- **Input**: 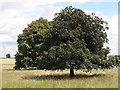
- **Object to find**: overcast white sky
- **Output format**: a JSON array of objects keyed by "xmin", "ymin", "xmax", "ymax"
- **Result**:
[{"xmin": 0, "ymin": 0, "xmax": 119, "ymax": 57}]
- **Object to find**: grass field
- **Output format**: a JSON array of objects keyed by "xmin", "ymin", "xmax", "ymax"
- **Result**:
[{"xmin": 1, "ymin": 58, "xmax": 119, "ymax": 88}]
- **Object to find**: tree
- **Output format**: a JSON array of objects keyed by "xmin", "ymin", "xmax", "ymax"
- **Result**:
[
  {"xmin": 38, "ymin": 6, "xmax": 119, "ymax": 76},
  {"xmin": 6, "ymin": 54, "xmax": 11, "ymax": 58},
  {"xmin": 15, "ymin": 6, "xmax": 119, "ymax": 77},
  {"xmin": 14, "ymin": 18, "xmax": 52, "ymax": 69}
]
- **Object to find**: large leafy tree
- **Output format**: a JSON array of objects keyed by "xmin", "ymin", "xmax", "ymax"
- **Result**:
[
  {"xmin": 15, "ymin": 18, "xmax": 51, "ymax": 69},
  {"xmin": 15, "ymin": 6, "xmax": 119, "ymax": 77},
  {"xmin": 37, "ymin": 6, "xmax": 119, "ymax": 76}
]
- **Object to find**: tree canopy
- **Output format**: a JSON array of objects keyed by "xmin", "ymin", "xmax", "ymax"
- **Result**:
[
  {"xmin": 15, "ymin": 18, "xmax": 52, "ymax": 69},
  {"xmin": 6, "ymin": 54, "xmax": 11, "ymax": 58},
  {"xmin": 15, "ymin": 6, "xmax": 119, "ymax": 76}
]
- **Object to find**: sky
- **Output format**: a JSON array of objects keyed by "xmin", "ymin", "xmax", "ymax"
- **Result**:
[{"xmin": 0, "ymin": 0, "xmax": 119, "ymax": 58}]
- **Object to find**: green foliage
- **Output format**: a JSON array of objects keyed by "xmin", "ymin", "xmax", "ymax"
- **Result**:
[
  {"xmin": 6, "ymin": 54, "xmax": 11, "ymax": 58},
  {"xmin": 15, "ymin": 6, "xmax": 119, "ymax": 75},
  {"xmin": 15, "ymin": 18, "xmax": 51, "ymax": 69},
  {"xmin": 39, "ymin": 6, "xmax": 118, "ymax": 73}
]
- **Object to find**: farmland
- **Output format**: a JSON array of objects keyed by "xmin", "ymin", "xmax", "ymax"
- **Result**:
[{"xmin": 1, "ymin": 58, "xmax": 119, "ymax": 88}]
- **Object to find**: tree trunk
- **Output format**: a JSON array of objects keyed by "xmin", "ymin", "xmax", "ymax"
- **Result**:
[{"xmin": 70, "ymin": 67, "xmax": 74, "ymax": 77}]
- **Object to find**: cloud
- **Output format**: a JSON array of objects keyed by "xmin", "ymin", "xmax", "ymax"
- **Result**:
[
  {"xmin": 0, "ymin": 0, "xmax": 118, "ymax": 57},
  {"xmin": 0, "ymin": 0, "xmax": 89, "ymax": 11},
  {"xmin": 84, "ymin": 10, "xmax": 103, "ymax": 16},
  {"xmin": 0, "ymin": 42, "xmax": 17, "ymax": 58},
  {"xmin": 0, "ymin": 0, "xmax": 62, "ymax": 57},
  {"xmin": 105, "ymin": 15, "xmax": 118, "ymax": 55},
  {"xmin": 38, "ymin": 5, "xmax": 62, "ymax": 21},
  {"xmin": 94, "ymin": 14, "xmax": 118, "ymax": 55},
  {"xmin": 0, "ymin": 35, "xmax": 14, "ymax": 42}
]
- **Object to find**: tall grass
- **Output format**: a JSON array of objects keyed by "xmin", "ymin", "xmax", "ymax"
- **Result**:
[{"xmin": 2, "ymin": 59, "xmax": 119, "ymax": 88}]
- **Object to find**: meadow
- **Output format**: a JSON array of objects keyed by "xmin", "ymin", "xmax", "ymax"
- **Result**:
[{"xmin": 1, "ymin": 58, "xmax": 119, "ymax": 88}]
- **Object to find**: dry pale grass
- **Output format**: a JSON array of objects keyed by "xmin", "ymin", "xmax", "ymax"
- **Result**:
[
  {"xmin": 1, "ymin": 58, "xmax": 15, "ymax": 70},
  {"xmin": 1, "ymin": 58, "xmax": 119, "ymax": 88},
  {"xmin": 1, "ymin": 58, "xmax": 15, "ymax": 65},
  {"xmin": 1, "ymin": 58, "xmax": 118, "ymax": 78}
]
